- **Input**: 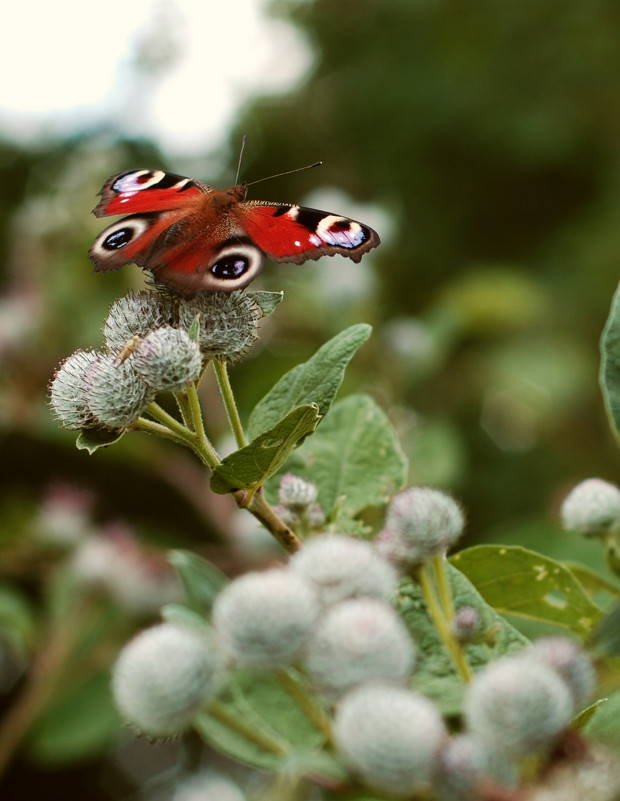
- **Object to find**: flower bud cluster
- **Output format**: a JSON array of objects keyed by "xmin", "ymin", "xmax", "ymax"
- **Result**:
[
  {"xmin": 275, "ymin": 473, "xmax": 325, "ymax": 533},
  {"xmin": 50, "ymin": 289, "xmax": 270, "ymax": 431},
  {"xmin": 377, "ymin": 486, "xmax": 465, "ymax": 567}
]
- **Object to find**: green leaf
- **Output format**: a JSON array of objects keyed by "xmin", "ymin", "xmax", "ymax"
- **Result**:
[
  {"xmin": 600, "ymin": 282, "xmax": 620, "ymax": 438},
  {"xmin": 0, "ymin": 582, "xmax": 37, "ymax": 651},
  {"xmin": 195, "ymin": 669, "xmax": 330, "ymax": 771},
  {"xmin": 211, "ymin": 404, "xmax": 320, "ymax": 495},
  {"xmin": 161, "ymin": 603, "xmax": 212, "ymax": 629},
  {"xmin": 168, "ymin": 549, "xmax": 228, "ymax": 614},
  {"xmin": 188, "ymin": 313, "xmax": 201, "ymax": 342},
  {"xmin": 398, "ymin": 565, "xmax": 528, "ymax": 715},
  {"xmin": 592, "ymin": 601, "xmax": 620, "ymax": 655},
  {"xmin": 248, "ymin": 323, "xmax": 371, "ymax": 440},
  {"xmin": 247, "ymin": 290, "xmax": 284, "ymax": 317},
  {"xmin": 76, "ymin": 427, "xmax": 124, "ymax": 453},
  {"xmin": 584, "ymin": 690, "xmax": 620, "ymax": 753},
  {"xmin": 267, "ymin": 394, "xmax": 407, "ymax": 519},
  {"xmin": 563, "ymin": 561, "xmax": 620, "ymax": 601},
  {"xmin": 573, "ymin": 698, "xmax": 608, "ymax": 730},
  {"xmin": 27, "ymin": 672, "xmax": 119, "ymax": 765},
  {"xmin": 451, "ymin": 545, "xmax": 604, "ymax": 637}
]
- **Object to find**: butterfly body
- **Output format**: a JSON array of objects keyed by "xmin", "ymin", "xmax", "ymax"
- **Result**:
[{"xmin": 89, "ymin": 169, "xmax": 380, "ymax": 296}]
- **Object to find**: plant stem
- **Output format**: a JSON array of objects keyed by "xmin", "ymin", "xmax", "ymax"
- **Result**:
[
  {"xmin": 213, "ymin": 360, "xmax": 247, "ymax": 448},
  {"xmin": 206, "ymin": 700, "xmax": 288, "ymax": 756},
  {"xmin": 417, "ymin": 563, "xmax": 471, "ymax": 683},
  {"xmin": 242, "ymin": 488, "xmax": 302, "ymax": 553},
  {"xmin": 278, "ymin": 668, "xmax": 333, "ymax": 742},
  {"xmin": 184, "ymin": 387, "xmax": 222, "ymax": 469},
  {"xmin": 174, "ymin": 390, "xmax": 194, "ymax": 430},
  {"xmin": 432, "ymin": 554, "xmax": 455, "ymax": 620}
]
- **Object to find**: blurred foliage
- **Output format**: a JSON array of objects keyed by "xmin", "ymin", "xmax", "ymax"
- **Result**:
[{"xmin": 2, "ymin": 0, "xmax": 620, "ymax": 796}]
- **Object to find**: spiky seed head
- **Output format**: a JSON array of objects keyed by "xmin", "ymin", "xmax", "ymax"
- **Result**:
[
  {"xmin": 85, "ymin": 353, "xmax": 154, "ymax": 429},
  {"xmin": 561, "ymin": 478, "xmax": 620, "ymax": 536},
  {"xmin": 212, "ymin": 568, "xmax": 319, "ymax": 668},
  {"xmin": 304, "ymin": 598, "xmax": 416, "ymax": 699},
  {"xmin": 178, "ymin": 292, "xmax": 261, "ymax": 363},
  {"xmin": 378, "ymin": 486, "xmax": 465, "ymax": 566},
  {"xmin": 111, "ymin": 622, "xmax": 224, "ymax": 737},
  {"xmin": 333, "ymin": 683, "xmax": 447, "ymax": 797},
  {"xmin": 104, "ymin": 290, "xmax": 179, "ymax": 353},
  {"xmin": 464, "ymin": 656, "xmax": 573, "ymax": 757},
  {"xmin": 49, "ymin": 349, "xmax": 101, "ymax": 429},
  {"xmin": 132, "ymin": 326, "xmax": 203, "ymax": 392},
  {"xmin": 290, "ymin": 534, "xmax": 398, "ymax": 606},
  {"xmin": 526, "ymin": 636, "xmax": 595, "ymax": 710}
]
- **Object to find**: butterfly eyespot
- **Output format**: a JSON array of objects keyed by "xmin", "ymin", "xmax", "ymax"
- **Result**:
[
  {"xmin": 207, "ymin": 243, "xmax": 264, "ymax": 289},
  {"xmin": 103, "ymin": 228, "xmax": 133, "ymax": 250}
]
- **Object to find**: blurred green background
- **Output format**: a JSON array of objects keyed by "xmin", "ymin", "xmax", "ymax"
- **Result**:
[{"xmin": 2, "ymin": 0, "xmax": 620, "ymax": 796}]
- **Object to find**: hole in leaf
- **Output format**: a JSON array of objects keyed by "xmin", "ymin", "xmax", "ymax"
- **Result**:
[{"xmin": 543, "ymin": 590, "xmax": 568, "ymax": 609}]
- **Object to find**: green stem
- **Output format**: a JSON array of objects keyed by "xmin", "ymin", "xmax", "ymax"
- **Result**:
[
  {"xmin": 278, "ymin": 668, "xmax": 333, "ymax": 742},
  {"xmin": 242, "ymin": 488, "xmax": 302, "ymax": 553},
  {"xmin": 132, "ymin": 416, "xmax": 196, "ymax": 448},
  {"xmin": 174, "ymin": 390, "xmax": 194, "ymax": 430},
  {"xmin": 417, "ymin": 563, "xmax": 471, "ymax": 683},
  {"xmin": 432, "ymin": 554, "xmax": 455, "ymax": 621},
  {"xmin": 213, "ymin": 360, "xmax": 247, "ymax": 448},
  {"xmin": 206, "ymin": 700, "xmax": 288, "ymax": 756},
  {"xmin": 185, "ymin": 385, "xmax": 221, "ymax": 468}
]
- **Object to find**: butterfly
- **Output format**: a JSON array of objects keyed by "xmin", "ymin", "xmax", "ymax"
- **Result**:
[{"xmin": 89, "ymin": 169, "xmax": 381, "ymax": 296}]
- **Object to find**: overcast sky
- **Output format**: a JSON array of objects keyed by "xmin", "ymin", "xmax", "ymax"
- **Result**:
[{"xmin": 1, "ymin": 0, "xmax": 312, "ymax": 157}]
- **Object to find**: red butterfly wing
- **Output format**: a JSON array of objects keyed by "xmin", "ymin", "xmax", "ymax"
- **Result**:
[
  {"xmin": 92, "ymin": 169, "xmax": 205, "ymax": 217},
  {"xmin": 238, "ymin": 202, "xmax": 380, "ymax": 264}
]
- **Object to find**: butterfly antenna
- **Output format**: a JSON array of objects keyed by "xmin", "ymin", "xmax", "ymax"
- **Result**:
[
  {"xmin": 245, "ymin": 161, "xmax": 323, "ymax": 188},
  {"xmin": 234, "ymin": 135, "xmax": 248, "ymax": 185}
]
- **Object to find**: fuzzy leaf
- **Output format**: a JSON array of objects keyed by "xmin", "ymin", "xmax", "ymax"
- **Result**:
[
  {"xmin": 600, "ymin": 281, "xmax": 620, "ymax": 438},
  {"xmin": 168, "ymin": 549, "xmax": 228, "ymax": 614},
  {"xmin": 398, "ymin": 565, "xmax": 528, "ymax": 715},
  {"xmin": 267, "ymin": 394, "xmax": 407, "ymax": 518},
  {"xmin": 211, "ymin": 404, "xmax": 320, "ymax": 495},
  {"xmin": 248, "ymin": 323, "xmax": 371, "ymax": 440},
  {"xmin": 452, "ymin": 545, "xmax": 604, "ymax": 637},
  {"xmin": 194, "ymin": 669, "xmax": 340, "ymax": 773},
  {"xmin": 76, "ymin": 427, "xmax": 124, "ymax": 453},
  {"xmin": 247, "ymin": 290, "xmax": 284, "ymax": 317}
]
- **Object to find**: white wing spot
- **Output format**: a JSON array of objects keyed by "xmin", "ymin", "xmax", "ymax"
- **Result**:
[{"xmin": 316, "ymin": 215, "xmax": 364, "ymax": 248}]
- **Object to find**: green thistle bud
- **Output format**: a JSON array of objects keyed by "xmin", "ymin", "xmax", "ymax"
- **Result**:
[
  {"xmin": 436, "ymin": 734, "xmax": 516, "ymax": 801},
  {"xmin": 132, "ymin": 326, "xmax": 203, "ymax": 392},
  {"xmin": 104, "ymin": 290, "xmax": 179, "ymax": 353},
  {"xmin": 86, "ymin": 354, "xmax": 154, "ymax": 429},
  {"xmin": 289, "ymin": 534, "xmax": 397, "ymax": 606},
  {"xmin": 334, "ymin": 684, "xmax": 447, "ymax": 797},
  {"xmin": 378, "ymin": 486, "xmax": 465, "ymax": 567},
  {"xmin": 304, "ymin": 598, "xmax": 416, "ymax": 699},
  {"xmin": 561, "ymin": 478, "xmax": 620, "ymax": 536},
  {"xmin": 112, "ymin": 622, "xmax": 224, "ymax": 737},
  {"xmin": 527, "ymin": 636, "xmax": 595, "ymax": 710},
  {"xmin": 178, "ymin": 292, "xmax": 261, "ymax": 363},
  {"xmin": 450, "ymin": 606, "xmax": 482, "ymax": 644},
  {"xmin": 464, "ymin": 656, "xmax": 573, "ymax": 757},
  {"xmin": 172, "ymin": 772, "xmax": 246, "ymax": 801},
  {"xmin": 278, "ymin": 473, "xmax": 319, "ymax": 509},
  {"xmin": 49, "ymin": 349, "xmax": 100, "ymax": 429},
  {"xmin": 212, "ymin": 568, "xmax": 319, "ymax": 668}
]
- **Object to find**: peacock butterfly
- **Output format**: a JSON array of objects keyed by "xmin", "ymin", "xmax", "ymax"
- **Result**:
[{"xmin": 89, "ymin": 169, "xmax": 380, "ymax": 296}]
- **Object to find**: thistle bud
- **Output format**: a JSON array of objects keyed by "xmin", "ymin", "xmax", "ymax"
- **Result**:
[
  {"xmin": 527, "ymin": 636, "xmax": 595, "ymax": 710},
  {"xmin": 86, "ymin": 354, "xmax": 154, "ymax": 429},
  {"xmin": 464, "ymin": 656, "xmax": 573, "ymax": 757},
  {"xmin": 304, "ymin": 598, "xmax": 416, "ymax": 699},
  {"xmin": 178, "ymin": 292, "xmax": 261, "ymax": 363},
  {"xmin": 132, "ymin": 326, "xmax": 203, "ymax": 392},
  {"xmin": 172, "ymin": 772, "xmax": 246, "ymax": 801},
  {"xmin": 112, "ymin": 622, "xmax": 223, "ymax": 737},
  {"xmin": 436, "ymin": 734, "xmax": 516, "ymax": 801},
  {"xmin": 278, "ymin": 473, "xmax": 318, "ymax": 509},
  {"xmin": 378, "ymin": 487, "xmax": 465, "ymax": 567},
  {"xmin": 333, "ymin": 684, "xmax": 447, "ymax": 797},
  {"xmin": 561, "ymin": 478, "xmax": 620, "ymax": 536},
  {"xmin": 103, "ymin": 290, "xmax": 178, "ymax": 353},
  {"xmin": 212, "ymin": 568, "xmax": 319, "ymax": 668},
  {"xmin": 49, "ymin": 349, "xmax": 100, "ymax": 429},
  {"xmin": 450, "ymin": 606, "xmax": 482, "ymax": 644},
  {"xmin": 289, "ymin": 534, "xmax": 397, "ymax": 606}
]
